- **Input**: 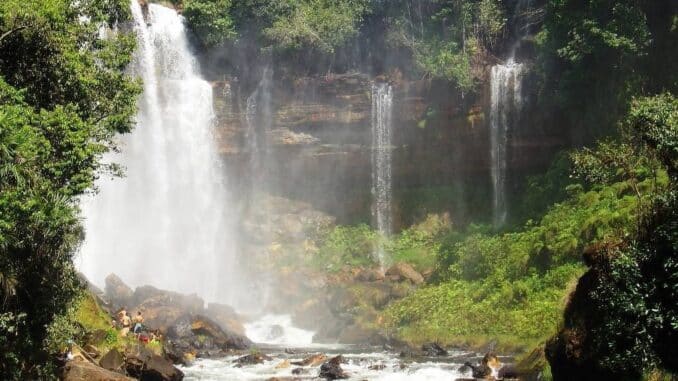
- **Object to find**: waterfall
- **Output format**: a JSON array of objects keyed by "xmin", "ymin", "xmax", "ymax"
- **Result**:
[
  {"xmin": 79, "ymin": 1, "xmax": 240, "ymax": 304},
  {"xmin": 489, "ymin": 58, "xmax": 523, "ymax": 227},
  {"xmin": 245, "ymin": 66, "xmax": 273, "ymax": 178},
  {"xmin": 371, "ymin": 83, "xmax": 393, "ymax": 266}
]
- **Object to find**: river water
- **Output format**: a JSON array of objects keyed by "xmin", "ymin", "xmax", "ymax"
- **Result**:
[{"xmin": 180, "ymin": 314, "xmax": 489, "ymax": 380}]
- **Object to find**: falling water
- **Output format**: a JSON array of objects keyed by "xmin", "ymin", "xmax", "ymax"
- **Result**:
[
  {"xmin": 371, "ymin": 83, "xmax": 393, "ymax": 266},
  {"xmin": 489, "ymin": 59, "xmax": 523, "ymax": 227},
  {"xmin": 79, "ymin": 1, "xmax": 239, "ymax": 304},
  {"xmin": 245, "ymin": 66, "xmax": 273, "ymax": 177}
]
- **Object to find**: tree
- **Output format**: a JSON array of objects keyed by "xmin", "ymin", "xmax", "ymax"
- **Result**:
[{"xmin": 0, "ymin": 0, "xmax": 140, "ymax": 377}]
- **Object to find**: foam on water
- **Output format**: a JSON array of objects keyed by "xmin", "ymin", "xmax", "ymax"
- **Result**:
[
  {"xmin": 181, "ymin": 351, "xmax": 471, "ymax": 380},
  {"xmin": 244, "ymin": 314, "xmax": 315, "ymax": 347}
]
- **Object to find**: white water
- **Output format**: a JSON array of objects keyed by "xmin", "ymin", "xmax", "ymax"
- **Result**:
[
  {"xmin": 489, "ymin": 58, "xmax": 523, "ymax": 227},
  {"xmin": 244, "ymin": 314, "xmax": 315, "ymax": 347},
  {"xmin": 181, "ymin": 350, "xmax": 471, "ymax": 380},
  {"xmin": 245, "ymin": 66, "xmax": 273, "ymax": 174},
  {"xmin": 79, "ymin": 2, "xmax": 239, "ymax": 304},
  {"xmin": 371, "ymin": 83, "xmax": 393, "ymax": 266}
]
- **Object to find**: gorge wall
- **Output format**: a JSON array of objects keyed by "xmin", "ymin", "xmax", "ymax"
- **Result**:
[{"xmin": 207, "ymin": 62, "xmax": 567, "ymax": 231}]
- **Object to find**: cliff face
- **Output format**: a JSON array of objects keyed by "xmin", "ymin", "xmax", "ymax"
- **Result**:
[{"xmin": 210, "ymin": 67, "xmax": 567, "ymax": 228}]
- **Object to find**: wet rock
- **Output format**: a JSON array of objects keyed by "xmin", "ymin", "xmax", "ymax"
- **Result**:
[
  {"xmin": 235, "ymin": 353, "xmax": 272, "ymax": 365},
  {"xmin": 498, "ymin": 364, "xmax": 520, "ymax": 379},
  {"xmin": 291, "ymin": 353, "xmax": 327, "ymax": 367},
  {"xmin": 319, "ymin": 355, "xmax": 349, "ymax": 379},
  {"xmin": 385, "ymin": 263, "xmax": 424, "ymax": 285},
  {"xmin": 62, "ymin": 360, "xmax": 135, "ymax": 381},
  {"xmin": 421, "ymin": 342, "xmax": 448, "ymax": 357},
  {"xmin": 463, "ymin": 353, "xmax": 500, "ymax": 379},
  {"xmin": 104, "ymin": 274, "xmax": 133, "ymax": 308},
  {"xmin": 368, "ymin": 364, "xmax": 386, "ymax": 371},
  {"xmin": 205, "ymin": 303, "xmax": 246, "ymax": 336},
  {"xmin": 292, "ymin": 367, "xmax": 309, "ymax": 375},
  {"xmin": 167, "ymin": 314, "xmax": 252, "ymax": 352},
  {"xmin": 133, "ymin": 286, "xmax": 204, "ymax": 313},
  {"xmin": 275, "ymin": 359, "xmax": 291, "ymax": 369},
  {"xmin": 99, "ymin": 349, "xmax": 125, "ymax": 373},
  {"xmin": 125, "ymin": 347, "xmax": 184, "ymax": 381}
]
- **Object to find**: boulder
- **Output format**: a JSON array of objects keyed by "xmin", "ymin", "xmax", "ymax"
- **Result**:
[
  {"xmin": 319, "ymin": 355, "xmax": 348, "ymax": 379},
  {"xmin": 125, "ymin": 347, "xmax": 184, "ymax": 381},
  {"xmin": 62, "ymin": 360, "xmax": 135, "ymax": 381},
  {"xmin": 99, "ymin": 349, "xmax": 125, "ymax": 373},
  {"xmin": 235, "ymin": 353, "xmax": 272, "ymax": 365},
  {"xmin": 83, "ymin": 344, "xmax": 101, "ymax": 359},
  {"xmin": 354, "ymin": 268, "xmax": 385, "ymax": 282},
  {"xmin": 291, "ymin": 353, "xmax": 327, "ymax": 367},
  {"xmin": 166, "ymin": 314, "xmax": 251, "ymax": 351},
  {"xmin": 385, "ymin": 263, "xmax": 424, "ymax": 285},
  {"xmin": 133, "ymin": 286, "xmax": 204, "ymax": 313},
  {"xmin": 421, "ymin": 342, "xmax": 448, "ymax": 357},
  {"xmin": 205, "ymin": 303, "xmax": 246, "ymax": 336},
  {"xmin": 104, "ymin": 274, "xmax": 133, "ymax": 308},
  {"xmin": 498, "ymin": 364, "xmax": 520, "ymax": 379}
]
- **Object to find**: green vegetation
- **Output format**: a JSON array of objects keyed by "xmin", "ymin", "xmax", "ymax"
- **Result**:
[
  {"xmin": 183, "ymin": 0, "xmax": 236, "ymax": 47},
  {"xmin": 0, "ymin": 0, "xmax": 139, "ymax": 378},
  {"xmin": 546, "ymin": 94, "xmax": 678, "ymax": 378},
  {"xmin": 383, "ymin": 161, "xmax": 662, "ymax": 347}
]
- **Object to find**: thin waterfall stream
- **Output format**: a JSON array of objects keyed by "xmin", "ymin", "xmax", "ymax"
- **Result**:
[
  {"xmin": 489, "ymin": 59, "xmax": 523, "ymax": 227},
  {"xmin": 371, "ymin": 83, "xmax": 394, "ymax": 266}
]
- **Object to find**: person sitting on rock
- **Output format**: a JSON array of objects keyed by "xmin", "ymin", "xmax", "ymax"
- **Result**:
[{"xmin": 133, "ymin": 311, "xmax": 144, "ymax": 334}]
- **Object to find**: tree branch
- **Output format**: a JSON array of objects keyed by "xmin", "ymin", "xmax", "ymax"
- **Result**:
[{"xmin": 0, "ymin": 26, "xmax": 28, "ymax": 44}]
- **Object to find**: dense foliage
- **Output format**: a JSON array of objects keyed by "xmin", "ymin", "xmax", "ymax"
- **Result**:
[
  {"xmin": 179, "ymin": 0, "xmax": 510, "ymax": 88},
  {"xmin": 547, "ymin": 94, "xmax": 678, "ymax": 379},
  {"xmin": 0, "ymin": 0, "xmax": 139, "ymax": 378}
]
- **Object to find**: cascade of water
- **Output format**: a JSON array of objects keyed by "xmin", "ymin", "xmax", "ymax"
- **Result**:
[
  {"xmin": 79, "ymin": 1, "xmax": 239, "ymax": 304},
  {"xmin": 371, "ymin": 83, "xmax": 393, "ymax": 266},
  {"xmin": 489, "ymin": 59, "xmax": 523, "ymax": 227}
]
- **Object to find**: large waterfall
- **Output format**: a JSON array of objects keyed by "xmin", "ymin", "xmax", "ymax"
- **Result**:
[
  {"xmin": 489, "ymin": 58, "xmax": 523, "ymax": 227},
  {"xmin": 79, "ymin": 2, "xmax": 239, "ymax": 304},
  {"xmin": 371, "ymin": 83, "xmax": 393, "ymax": 266}
]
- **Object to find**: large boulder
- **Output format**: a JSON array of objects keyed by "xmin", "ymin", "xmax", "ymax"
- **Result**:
[
  {"xmin": 125, "ymin": 347, "xmax": 184, "ymax": 381},
  {"xmin": 385, "ymin": 263, "xmax": 424, "ymax": 285},
  {"xmin": 319, "ymin": 355, "xmax": 348, "ymax": 379},
  {"xmin": 205, "ymin": 303, "xmax": 246, "ymax": 336},
  {"xmin": 166, "ymin": 314, "xmax": 252, "ymax": 352},
  {"xmin": 132, "ymin": 286, "xmax": 204, "ymax": 312},
  {"xmin": 62, "ymin": 360, "xmax": 135, "ymax": 381},
  {"xmin": 104, "ymin": 274, "xmax": 134, "ymax": 308},
  {"xmin": 99, "ymin": 349, "xmax": 125, "ymax": 373}
]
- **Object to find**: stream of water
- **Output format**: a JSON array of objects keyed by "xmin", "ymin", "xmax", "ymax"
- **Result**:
[{"xmin": 371, "ymin": 83, "xmax": 394, "ymax": 266}]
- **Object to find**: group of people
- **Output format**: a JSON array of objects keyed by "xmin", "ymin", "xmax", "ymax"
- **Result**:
[{"xmin": 116, "ymin": 308, "xmax": 144, "ymax": 337}]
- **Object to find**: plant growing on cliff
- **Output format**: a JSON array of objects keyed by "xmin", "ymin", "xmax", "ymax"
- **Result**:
[{"xmin": 183, "ymin": 0, "xmax": 236, "ymax": 47}]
